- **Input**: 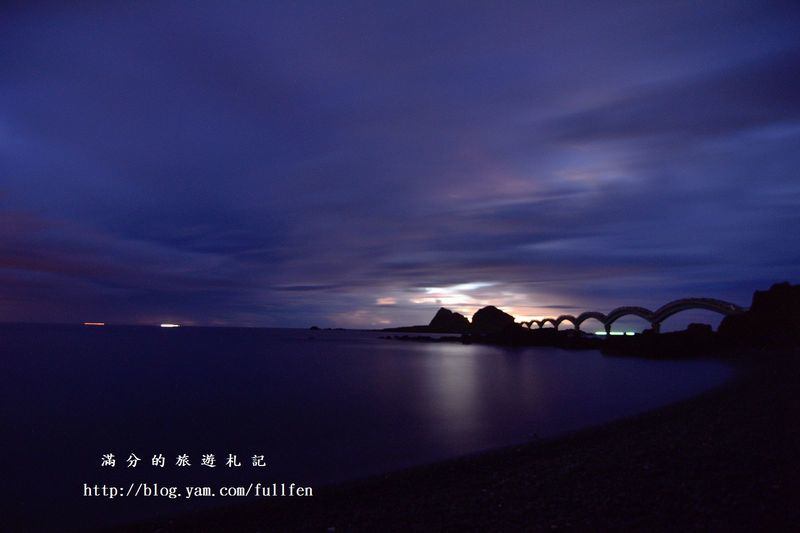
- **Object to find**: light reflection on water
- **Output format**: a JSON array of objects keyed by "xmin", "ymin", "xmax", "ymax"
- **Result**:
[{"xmin": 422, "ymin": 344, "xmax": 484, "ymax": 448}]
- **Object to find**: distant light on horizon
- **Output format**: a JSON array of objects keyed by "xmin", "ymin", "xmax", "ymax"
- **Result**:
[
  {"xmin": 83, "ymin": 322, "xmax": 105, "ymax": 326},
  {"xmin": 160, "ymin": 323, "xmax": 180, "ymax": 328},
  {"xmin": 595, "ymin": 331, "xmax": 636, "ymax": 336}
]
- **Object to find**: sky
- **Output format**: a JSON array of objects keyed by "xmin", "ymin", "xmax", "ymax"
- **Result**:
[{"xmin": 1, "ymin": 1, "xmax": 799, "ymax": 329}]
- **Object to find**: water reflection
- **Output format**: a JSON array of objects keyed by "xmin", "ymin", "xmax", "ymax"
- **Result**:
[
  {"xmin": 1, "ymin": 325, "xmax": 731, "ymax": 531},
  {"xmin": 420, "ymin": 344, "xmax": 484, "ymax": 450}
]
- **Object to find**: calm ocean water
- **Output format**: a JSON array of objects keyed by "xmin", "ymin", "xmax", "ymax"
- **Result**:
[{"xmin": 1, "ymin": 324, "xmax": 731, "ymax": 531}]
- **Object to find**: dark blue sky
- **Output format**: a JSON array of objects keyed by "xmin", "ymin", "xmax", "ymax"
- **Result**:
[{"xmin": 2, "ymin": 1, "xmax": 799, "ymax": 328}]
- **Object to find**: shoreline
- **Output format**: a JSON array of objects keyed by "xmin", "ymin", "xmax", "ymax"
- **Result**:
[{"xmin": 110, "ymin": 349, "xmax": 800, "ymax": 532}]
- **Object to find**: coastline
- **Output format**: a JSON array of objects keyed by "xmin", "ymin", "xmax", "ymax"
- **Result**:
[{"xmin": 110, "ymin": 349, "xmax": 800, "ymax": 532}]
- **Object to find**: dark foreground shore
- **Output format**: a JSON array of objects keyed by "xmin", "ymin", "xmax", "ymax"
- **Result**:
[{"xmin": 112, "ymin": 349, "xmax": 800, "ymax": 532}]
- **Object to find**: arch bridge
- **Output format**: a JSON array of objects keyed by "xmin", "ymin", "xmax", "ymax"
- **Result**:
[{"xmin": 520, "ymin": 298, "xmax": 745, "ymax": 334}]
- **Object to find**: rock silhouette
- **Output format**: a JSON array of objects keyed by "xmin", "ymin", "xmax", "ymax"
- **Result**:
[
  {"xmin": 429, "ymin": 307, "xmax": 471, "ymax": 333},
  {"xmin": 385, "ymin": 305, "xmax": 518, "ymax": 334},
  {"xmin": 471, "ymin": 305, "xmax": 517, "ymax": 334},
  {"xmin": 719, "ymin": 281, "xmax": 800, "ymax": 348}
]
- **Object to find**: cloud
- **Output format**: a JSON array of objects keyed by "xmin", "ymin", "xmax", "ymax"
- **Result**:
[
  {"xmin": 1, "ymin": 2, "xmax": 799, "ymax": 327},
  {"xmin": 546, "ymin": 50, "xmax": 800, "ymax": 143}
]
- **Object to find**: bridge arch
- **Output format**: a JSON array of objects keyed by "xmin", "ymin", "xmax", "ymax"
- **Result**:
[
  {"xmin": 651, "ymin": 298, "xmax": 745, "ymax": 325},
  {"xmin": 555, "ymin": 315, "xmax": 577, "ymax": 330},
  {"xmin": 540, "ymin": 318, "xmax": 557, "ymax": 328},
  {"xmin": 575, "ymin": 311, "xmax": 607, "ymax": 330},
  {"xmin": 604, "ymin": 306, "xmax": 654, "ymax": 332},
  {"xmin": 519, "ymin": 298, "xmax": 746, "ymax": 335},
  {"xmin": 521, "ymin": 320, "xmax": 543, "ymax": 329},
  {"xmin": 574, "ymin": 312, "xmax": 606, "ymax": 334}
]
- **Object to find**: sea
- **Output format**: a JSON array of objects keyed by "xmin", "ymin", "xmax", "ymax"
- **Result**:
[{"xmin": 0, "ymin": 324, "xmax": 731, "ymax": 531}]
